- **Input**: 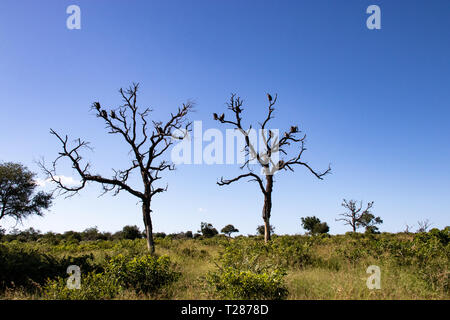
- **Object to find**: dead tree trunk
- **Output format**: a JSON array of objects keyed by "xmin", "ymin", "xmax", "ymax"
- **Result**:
[
  {"xmin": 142, "ymin": 200, "xmax": 155, "ymax": 253},
  {"xmin": 262, "ymin": 174, "xmax": 273, "ymax": 243}
]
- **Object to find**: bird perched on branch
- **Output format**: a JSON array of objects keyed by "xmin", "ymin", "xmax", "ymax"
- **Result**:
[
  {"xmin": 93, "ymin": 102, "xmax": 101, "ymax": 111},
  {"xmin": 219, "ymin": 113, "xmax": 225, "ymax": 122},
  {"xmin": 110, "ymin": 110, "xmax": 116, "ymax": 119},
  {"xmin": 101, "ymin": 110, "xmax": 107, "ymax": 118},
  {"xmin": 156, "ymin": 127, "xmax": 164, "ymax": 135},
  {"xmin": 213, "ymin": 113, "xmax": 218, "ymax": 120},
  {"xmin": 290, "ymin": 126, "xmax": 298, "ymax": 133},
  {"xmin": 267, "ymin": 93, "xmax": 273, "ymax": 102}
]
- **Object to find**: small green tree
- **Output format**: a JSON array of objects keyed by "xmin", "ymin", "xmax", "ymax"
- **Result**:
[
  {"xmin": 121, "ymin": 225, "xmax": 142, "ymax": 240},
  {"xmin": 199, "ymin": 222, "xmax": 218, "ymax": 238},
  {"xmin": 301, "ymin": 216, "xmax": 329, "ymax": 235},
  {"xmin": 359, "ymin": 213, "xmax": 383, "ymax": 234},
  {"xmin": 0, "ymin": 162, "xmax": 52, "ymax": 225},
  {"xmin": 256, "ymin": 224, "xmax": 275, "ymax": 236},
  {"xmin": 221, "ymin": 224, "xmax": 239, "ymax": 237},
  {"xmin": 63, "ymin": 230, "xmax": 82, "ymax": 242},
  {"xmin": 337, "ymin": 199, "xmax": 382, "ymax": 233},
  {"xmin": 81, "ymin": 227, "xmax": 106, "ymax": 241}
]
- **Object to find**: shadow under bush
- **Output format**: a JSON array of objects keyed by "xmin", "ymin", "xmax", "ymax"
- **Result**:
[{"xmin": 0, "ymin": 244, "xmax": 98, "ymax": 292}]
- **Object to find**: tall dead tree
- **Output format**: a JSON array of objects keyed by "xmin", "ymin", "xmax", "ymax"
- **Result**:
[
  {"xmin": 213, "ymin": 94, "xmax": 331, "ymax": 243},
  {"xmin": 40, "ymin": 83, "xmax": 192, "ymax": 253}
]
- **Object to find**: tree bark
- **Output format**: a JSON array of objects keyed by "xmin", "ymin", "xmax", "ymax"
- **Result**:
[
  {"xmin": 142, "ymin": 200, "xmax": 155, "ymax": 254},
  {"xmin": 262, "ymin": 174, "xmax": 273, "ymax": 243}
]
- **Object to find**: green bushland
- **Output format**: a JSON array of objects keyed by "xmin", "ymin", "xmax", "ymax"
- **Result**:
[
  {"xmin": 43, "ymin": 271, "xmax": 121, "ymax": 300},
  {"xmin": 106, "ymin": 254, "xmax": 180, "ymax": 294},
  {"xmin": 206, "ymin": 240, "xmax": 289, "ymax": 299},
  {"xmin": 0, "ymin": 243, "xmax": 99, "ymax": 292},
  {"xmin": 43, "ymin": 254, "xmax": 179, "ymax": 299},
  {"xmin": 0, "ymin": 227, "xmax": 448, "ymax": 299}
]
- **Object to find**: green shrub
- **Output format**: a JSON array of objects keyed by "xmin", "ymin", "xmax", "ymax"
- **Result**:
[
  {"xmin": 120, "ymin": 225, "xmax": 142, "ymax": 240},
  {"xmin": 43, "ymin": 254, "xmax": 180, "ymax": 299},
  {"xmin": 106, "ymin": 254, "xmax": 180, "ymax": 294},
  {"xmin": 43, "ymin": 271, "xmax": 121, "ymax": 300},
  {"xmin": 207, "ymin": 267, "xmax": 288, "ymax": 299},
  {"xmin": 208, "ymin": 240, "xmax": 289, "ymax": 299},
  {"xmin": 270, "ymin": 237, "xmax": 313, "ymax": 268},
  {"xmin": 0, "ymin": 244, "xmax": 98, "ymax": 291}
]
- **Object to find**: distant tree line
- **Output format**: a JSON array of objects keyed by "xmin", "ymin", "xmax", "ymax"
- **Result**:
[
  {"xmin": 0, "ymin": 161, "xmax": 438, "ymax": 243},
  {"xmin": 0, "ymin": 226, "xmax": 142, "ymax": 243}
]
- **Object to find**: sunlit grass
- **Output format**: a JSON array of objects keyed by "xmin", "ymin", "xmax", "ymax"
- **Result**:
[{"xmin": 1, "ymin": 231, "xmax": 448, "ymax": 300}]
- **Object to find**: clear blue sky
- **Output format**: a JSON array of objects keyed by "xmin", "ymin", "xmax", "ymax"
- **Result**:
[{"xmin": 1, "ymin": 0, "xmax": 449, "ymax": 235}]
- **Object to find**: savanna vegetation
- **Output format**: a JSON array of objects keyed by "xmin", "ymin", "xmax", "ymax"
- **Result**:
[
  {"xmin": 1, "ymin": 88, "xmax": 447, "ymax": 301},
  {"xmin": 0, "ymin": 226, "xmax": 448, "ymax": 300}
]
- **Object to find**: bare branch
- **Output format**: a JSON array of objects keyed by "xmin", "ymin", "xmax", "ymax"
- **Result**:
[
  {"xmin": 41, "ymin": 84, "xmax": 193, "ymax": 203},
  {"xmin": 217, "ymin": 172, "xmax": 266, "ymax": 195}
]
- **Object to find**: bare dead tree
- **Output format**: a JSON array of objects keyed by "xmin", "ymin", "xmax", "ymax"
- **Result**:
[
  {"xmin": 404, "ymin": 223, "xmax": 414, "ymax": 234},
  {"xmin": 39, "ymin": 83, "xmax": 192, "ymax": 253},
  {"xmin": 417, "ymin": 219, "xmax": 432, "ymax": 233},
  {"xmin": 213, "ymin": 93, "xmax": 331, "ymax": 243},
  {"xmin": 337, "ymin": 199, "xmax": 375, "ymax": 232}
]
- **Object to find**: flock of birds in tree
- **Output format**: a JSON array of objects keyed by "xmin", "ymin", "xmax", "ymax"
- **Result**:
[
  {"xmin": 92, "ymin": 101, "xmax": 166, "ymax": 136},
  {"xmin": 92, "ymin": 93, "xmax": 297, "ymax": 140}
]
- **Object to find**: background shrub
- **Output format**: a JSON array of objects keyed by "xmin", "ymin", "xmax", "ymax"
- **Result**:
[
  {"xmin": 208, "ymin": 267, "xmax": 288, "ymax": 299},
  {"xmin": 208, "ymin": 240, "xmax": 289, "ymax": 299},
  {"xmin": 106, "ymin": 254, "xmax": 180, "ymax": 294},
  {"xmin": 43, "ymin": 271, "xmax": 121, "ymax": 300},
  {"xmin": 0, "ymin": 244, "xmax": 99, "ymax": 291}
]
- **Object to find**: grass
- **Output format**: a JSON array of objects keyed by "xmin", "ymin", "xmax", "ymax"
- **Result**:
[{"xmin": 0, "ymin": 230, "xmax": 448, "ymax": 300}]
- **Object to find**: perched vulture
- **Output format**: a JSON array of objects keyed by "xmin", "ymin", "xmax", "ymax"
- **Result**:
[
  {"xmin": 290, "ymin": 126, "xmax": 298, "ymax": 133},
  {"xmin": 101, "ymin": 110, "xmax": 107, "ymax": 118},
  {"xmin": 213, "ymin": 113, "xmax": 218, "ymax": 120},
  {"xmin": 284, "ymin": 132, "xmax": 289, "ymax": 138},
  {"xmin": 267, "ymin": 93, "xmax": 273, "ymax": 102},
  {"xmin": 219, "ymin": 113, "xmax": 225, "ymax": 122},
  {"xmin": 235, "ymin": 106, "xmax": 241, "ymax": 113},
  {"xmin": 110, "ymin": 110, "xmax": 116, "ymax": 119},
  {"xmin": 156, "ymin": 127, "xmax": 164, "ymax": 135},
  {"xmin": 93, "ymin": 102, "xmax": 101, "ymax": 111}
]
